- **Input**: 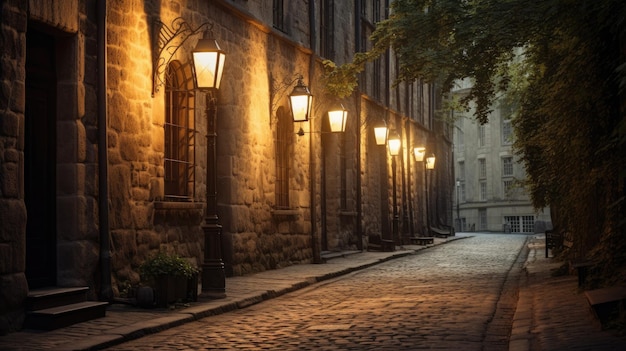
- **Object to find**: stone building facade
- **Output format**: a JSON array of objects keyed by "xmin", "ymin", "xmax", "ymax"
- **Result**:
[
  {"xmin": 0, "ymin": 0, "xmax": 453, "ymax": 333},
  {"xmin": 452, "ymin": 80, "xmax": 551, "ymax": 233}
]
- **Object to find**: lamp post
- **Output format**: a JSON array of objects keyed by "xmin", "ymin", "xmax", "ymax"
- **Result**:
[
  {"xmin": 288, "ymin": 77, "xmax": 321, "ymax": 262},
  {"xmin": 413, "ymin": 147, "xmax": 425, "ymax": 235},
  {"xmin": 425, "ymin": 153, "xmax": 436, "ymax": 236},
  {"xmin": 373, "ymin": 119, "xmax": 391, "ymax": 246},
  {"xmin": 192, "ymin": 31, "xmax": 227, "ymax": 298},
  {"xmin": 388, "ymin": 131, "xmax": 401, "ymax": 246},
  {"xmin": 456, "ymin": 179, "xmax": 461, "ymax": 232},
  {"xmin": 321, "ymin": 104, "xmax": 347, "ymax": 251}
]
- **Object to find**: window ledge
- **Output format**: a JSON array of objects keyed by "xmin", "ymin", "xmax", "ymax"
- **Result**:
[
  {"xmin": 339, "ymin": 210, "xmax": 357, "ymax": 217},
  {"xmin": 154, "ymin": 201, "xmax": 203, "ymax": 210},
  {"xmin": 271, "ymin": 209, "xmax": 299, "ymax": 217}
]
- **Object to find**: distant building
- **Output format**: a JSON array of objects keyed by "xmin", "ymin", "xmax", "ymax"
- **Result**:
[{"xmin": 452, "ymin": 80, "xmax": 551, "ymax": 233}]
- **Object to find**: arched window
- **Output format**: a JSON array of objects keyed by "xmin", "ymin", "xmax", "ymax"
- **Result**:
[
  {"xmin": 164, "ymin": 60, "xmax": 196, "ymax": 200},
  {"xmin": 275, "ymin": 107, "xmax": 292, "ymax": 209}
]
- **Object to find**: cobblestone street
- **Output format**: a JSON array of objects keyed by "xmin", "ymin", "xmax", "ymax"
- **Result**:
[{"xmin": 106, "ymin": 234, "xmax": 527, "ymax": 350}]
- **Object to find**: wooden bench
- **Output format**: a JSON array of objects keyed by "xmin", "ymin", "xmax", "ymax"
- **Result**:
[
  {"xmin": 545, "ymin": 230, "xmax": 563, "ymax": 257},
  {"xmin": 409, "ymin": 237, "xmax": 434, "ymax": 245},
  {"xmin": 367, "ymin": 236, "xmax": 395, "ymax": 252},
  {"xmin": 584, "ymin": 286, "xmax": 626, "ymax": 328},
  {"xmin": 430, "ymin": 227, "xmax": 451, "ymax": 238}
]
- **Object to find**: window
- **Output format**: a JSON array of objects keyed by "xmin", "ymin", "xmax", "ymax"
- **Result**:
[
  {"xmin": 275, "ymin": 107, "xmax": 292, "ymax": 209},
  {"xmin": 370, "ymin": 57, "xmax": 380, "ymax": 100},
  {"xmin": 503, "ymin": 179, "xmax": 514, "ymax": 198},
  {"xmin": 478, "ymin": 158, "xmax": 486, "ymax": 179},
  {"xmin": 504, "ymin": 216, "xmax": 519, "ymax": 232},
  {"xmin": 478, "ymin": 124, "xmax": 486, "ymax": 147},
  {"xmin": 373, "ymin": 0, "xmax": 381, "ymax": 21},
  {"xmin": 479, "ymin": 209, "xmax": 487, "ymax": 230},
  {"xmin": 480, "ymin": 181, "xmax": 487, "ymax": 201},
  {"xmin": 273, "ymin": 0, "xmax": 285, "ymax": 32},
  {"xmin": 460, "ymin": 183, "xmax": 466, "ymax": 202},
  {"xmin": 340, "ymin": 136, "xmax": 348, "ymax": 210},
  {"xmin": 522, "ymin": 215, "xmax": 535, "ymax": 233},
  {"xmin": 502, "ymin": 156, "xmax": 513, "ymax": 176},
  {"xmin": 457, "ymin": 129, "xmax": 464, "ymax": 149},
  {"xmin": 502, "ymin": 119, "xmax": 512, "ymax": 145},
  {"xmin": 504, "ymin": 215, "xmax": 535, "ymax": 233},
  {"xmin": 164, "ymin": 61, "xmax": 196, "ymax": 200},
  {"xmin": 321, "ymin": 0, "xmax": 335, "ymax": 59},
  {"xmin": 458, "ymin": 161, "xmax": 465, "ymax": 180}
]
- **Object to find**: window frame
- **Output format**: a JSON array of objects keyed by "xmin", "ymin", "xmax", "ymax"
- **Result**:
[
  {"xmin": 164, "ymin": 60, "xmax": 196, "ymax": 201},
  {"xmin": 478, "ymin": 158, "xmax": 487, "ymax": 179},
  {"xmin": 273, "ymin": 0, "xmax": 286, "ymax": 32},
  {"xmin": 275, "ymin": 107, "xmax": 292, "ymax": 209},
  {"xmin": 502, "ymin": 156, "xmax": 514, "ymax": 177}
]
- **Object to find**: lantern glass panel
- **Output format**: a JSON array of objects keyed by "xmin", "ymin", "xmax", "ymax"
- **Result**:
[
  {"xmin": 328, "ymin": 109, "xmax": 347, "ymax": 132},
  {"xmin": 413, "ymin": 147, "xmax": 425, "ymax": 162}
]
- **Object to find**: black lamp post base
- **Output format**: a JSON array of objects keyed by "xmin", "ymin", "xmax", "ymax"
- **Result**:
[
  {"xmin": 201, "ymin": 221, "xmax": 226, "ymax": 299},
  {"xmin": 201, "ymin": 260, "xmax": 226, "ymax": 299}
]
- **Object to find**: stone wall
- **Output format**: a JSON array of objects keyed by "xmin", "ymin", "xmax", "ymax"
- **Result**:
[
  {"xmin": 0, "ymin": 0, "xmax": 454, "ymax": 334},
  {"xmin": 211, "ymin": 2, "xmax": 317, "ymax": 275}
]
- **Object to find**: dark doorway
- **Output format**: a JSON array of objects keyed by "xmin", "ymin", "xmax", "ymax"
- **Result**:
[{"xmin": 25, "ymin": 29, "xmax": 57, "ymax": 288}]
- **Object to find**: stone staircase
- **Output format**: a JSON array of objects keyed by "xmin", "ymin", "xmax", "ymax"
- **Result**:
[{"xmin": 24, "ymin": 287, "xmax": 108, "ymax": 330}]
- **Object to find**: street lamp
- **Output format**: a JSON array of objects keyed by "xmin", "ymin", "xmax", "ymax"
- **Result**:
[
  {"xmin": 413, "ymin": 146, "xmax": 425, "ymax": 236},
  {"xmin": 288, "ymin": 76, "xmax": 313, "ymax": 122},
  {"xmin": 426, "ymin": 153, "xmax": 436, "ymax": 170},
  {"xmin": 191, "ymin": 32, "xmax": 226, "ymax": 90},
  {"xmin": 374, "ymin": 119, "xmax": 388, "ymax": 145},
  {"xmin": 328, "ymin": 104, "xmax": 348, "ymax": 133},
  {"xmin": 424, "ymin": 153, "xmax": 436, "ymax": 236},
  {"xmin": 456, "ymin": 179, "xmax": 461, "ymax": 232},
  {"xmin": 193, "ymin": 31, "xmax": 227, "ymax": 298},
  {"xmin": 388, "ymin": 131, "xmax": 401, "ymax": 247},
  {"xmin": 413, "ymin": 147, "xmax": 425, "ymax": 162}
]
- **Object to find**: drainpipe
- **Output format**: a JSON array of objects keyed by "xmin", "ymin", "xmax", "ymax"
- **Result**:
[
  {"xmin": 355, "ymin": 0, "xmax": 363, "ymax": 251},
  {"xmin": 97, "ymin": 0, "xmax": 112, "ymax": 301},
  {"xmin": 355, "ymin": 93, "xmax": 363, "ymax": 251},
  {"xmin": 308, "ymin": 0, "xmax": 321, "ymax": 263}
]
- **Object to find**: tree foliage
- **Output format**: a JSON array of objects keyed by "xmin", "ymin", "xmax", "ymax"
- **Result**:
[{"xmin": 326, "ymin": 0, "xmax": 626, "ymax": 285}]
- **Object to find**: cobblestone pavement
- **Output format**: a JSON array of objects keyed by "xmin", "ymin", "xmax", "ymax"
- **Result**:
[
  {"xmin": 104, "ymin": 234, "xmax": 528, "ymax": 350},
  {"xmin": 0, "ymin": 236, "xmax": 465, "ymax": 351},
  {"xmin": 4, "ymin": 233, "xmax": 626, "ymax": 350}
]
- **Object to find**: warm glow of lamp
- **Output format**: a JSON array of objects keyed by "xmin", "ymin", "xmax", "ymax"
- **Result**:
[
  {"xmin": 388, "ymin": 131, "xmax": 402, "ymax": 156},
  {"xmin": 328, "ymin": 104, "xmax": 348, "ymax": 132},
  {"xmin": 426, "ymin": 154, "xmax": 436, "ymax": 169},
  {"xmin": 288, "ymin": 77, "xmax": 313, "ymax": 122},
  {"xmin": 374, "ymin": 120, "xmax": 388, "ymax": 145},
  {"xmin": 413, "ymin": 147, "xmax": 426, "ymax": 162},
  {"xmin": 192, "ymin": 32, "xmax": 226, "ymax": 90}
]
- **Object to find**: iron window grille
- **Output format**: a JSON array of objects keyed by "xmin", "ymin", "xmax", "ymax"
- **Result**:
[
  {"xmin": 275, "ymin": 107, "xmax": 292, "ymax": 209},
  {"xmin": 164, "ymin": 60, "xmax": 196, "ymax": 200}
]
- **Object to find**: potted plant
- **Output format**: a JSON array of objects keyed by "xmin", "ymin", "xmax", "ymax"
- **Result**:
[{"xmin": 139, "ymin": 252, "xmax": 199, "ymax": 307}]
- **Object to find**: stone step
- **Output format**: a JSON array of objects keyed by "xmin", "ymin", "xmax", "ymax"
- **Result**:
[
  {"xmin": 24, "ymin": 301, "xmax": 108, "ymax": 330},
  {"xmin": 26, "ymin": 286, "xmax": 89, "ymax": 311},
  {"xmin": 584, "ymin": 286, "xmax": 626, "ymax": 328}
]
